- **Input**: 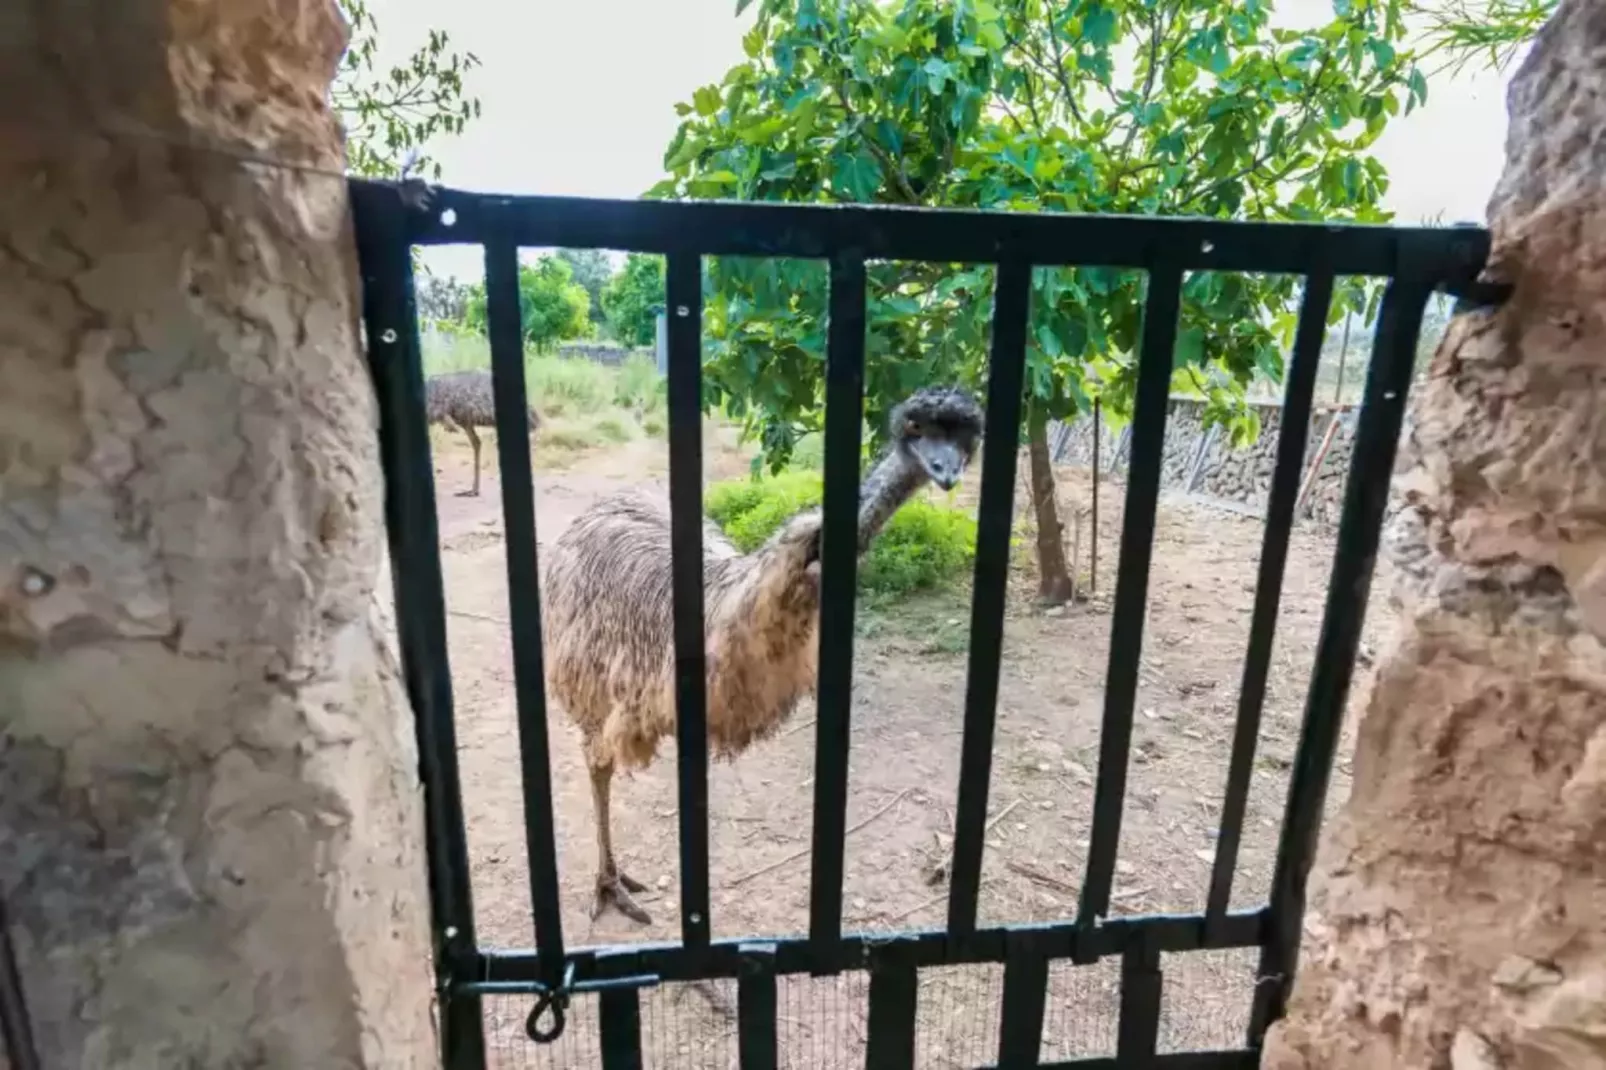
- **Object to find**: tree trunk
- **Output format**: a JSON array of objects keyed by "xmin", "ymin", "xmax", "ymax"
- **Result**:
[
  {"xmin": 1261, "ymin": 3, "xmax": 1606, "ymax": 1067},
  {"xmin": 0, "ymin": 3, "xmax": 436, "ymax": 1067},
  {"xmin": 1027, "ymin": 401, "xmax": 1078, "ymax": 605}
]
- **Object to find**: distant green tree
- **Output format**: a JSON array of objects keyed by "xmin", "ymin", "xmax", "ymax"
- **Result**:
[
  {"xmin": 465, "ymin": 256, "xmax": 592, "ymax": 351},
  {"xmin": 603, "ymin": 254, "xmax": 668, "ymax": 347},
  {"xmin": 332, "ymin": 0, "xmax": 482, "ymax": 178},
  {"xmin": 558, "ymin": 249, "xmax": 616, "ymax": 329}
]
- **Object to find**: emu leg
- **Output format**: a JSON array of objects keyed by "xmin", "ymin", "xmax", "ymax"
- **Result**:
[
  {"xmin": 459, "ymin": 423, "xmax": 482, "ymax": 497},
  {"xmin": 589, "ymin": 761, "xmax": 650, "ymax": 924}
]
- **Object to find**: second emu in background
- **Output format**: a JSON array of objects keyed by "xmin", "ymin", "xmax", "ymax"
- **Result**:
[{"xmin": 424, "ymin": 368, "xmax": 544, "ymax": 497}]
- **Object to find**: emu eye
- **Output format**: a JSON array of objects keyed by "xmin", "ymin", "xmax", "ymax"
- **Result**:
[{"xmin": 904, "ymin": 419, "xmax": 923, "ymax": 437}]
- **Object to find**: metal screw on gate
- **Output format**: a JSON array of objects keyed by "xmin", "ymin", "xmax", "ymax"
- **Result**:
[
  {"xmin": 676, "ymin": 305, "xmax": 690, "ymax": 317},
  {"xmin": 380, "ymin": 328, "xmax": 398, "ymax": 344},
  {"xmin": 19, "ymin": 567, "xmax": 54, "ymax": 598}
]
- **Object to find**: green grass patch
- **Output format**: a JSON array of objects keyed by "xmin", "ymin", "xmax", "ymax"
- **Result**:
[
  {"xmin": 422, "ymin": 329, "xmax": 669, "ymax": 447},
  {"xmin": 705, "ymin": 470, "xmax": 976, "ymax": 601}
]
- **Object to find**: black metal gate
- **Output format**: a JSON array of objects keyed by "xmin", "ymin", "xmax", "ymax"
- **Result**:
[{"xmin": 348, "ymin": 179, "xmax": 1493, "ymax": 1070}]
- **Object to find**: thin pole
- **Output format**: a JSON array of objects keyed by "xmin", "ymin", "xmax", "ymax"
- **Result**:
[
  {"xmin": 1333, "ymin": 311, "xmax": 1353, "ymax": 404},
  {"xmin": 1090, "ymin": 398, "xmax": 1101, "ymax": 594}
]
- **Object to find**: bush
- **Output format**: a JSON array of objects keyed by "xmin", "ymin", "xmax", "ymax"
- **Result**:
[
  {"xmin": 528, "ymin": 355, "xmax": 613, "ymax": 417},
  {"xmin": 613, "ymin": 352, "xmax": 664, "ymax": 417},
  {"xmin": 704, "ymin": 470, "xmax": 975, "ymax": 599}
]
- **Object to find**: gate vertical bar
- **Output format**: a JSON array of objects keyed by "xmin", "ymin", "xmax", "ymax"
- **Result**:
[
  {"xmin": 0, "ymin": 893, "xmax": 40, "ymax": 1070},
  {"xmin": 738, "ymin": 944, "xmax": 779, "ymax": 1070},
  {"xmin": 485, "ymin": 238, "xmax": 568, "ymax": 983},
  {"xmin": 809, "ymin": 253, "xmax": 867, "ymax": 955},
  {"xmin": 863, "ymin": 963, "xmax": 918, "ymax": 1069},
  {"xmin": 996, "ymin": 935, "xmax": 1050, "ymax": 1068},
  {"xmin": 665, "ymin": 252, "xmax": 712, "ymax": 950},
  {"xmin": 947, "ymin": 259, "xmax": 1032, "ymax": 938},
  {"xmin": 352, "ymin": 180, "xmax": 486, "ymax": 1067},
  {"xmin": 1076, "ymin": 261, "xmax": 1183, "ymax": 936},
  {"xmin": 1116, "ymin": 942, "xmax": 1163, "ymax": 1061},
  {"xmin": 598, "ymin": 988, "xmax": 643, "ymax": 1070},
  {"xmin": 1206, "ymin": 271, "xmax": 1335, "ymax": 937},
  {"xmin": 1249, "ymin": 274, "xmax": 1436, "ymax": 1042}
]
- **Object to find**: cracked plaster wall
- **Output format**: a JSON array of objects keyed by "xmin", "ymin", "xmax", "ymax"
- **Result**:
[
  {"xmin": 1260, "ymin": 2, "xmax": 1606, "ymax": 1067},
  {"xmin": 0, "ymin": 1, "xmax": 436, "ymax": 1066}
]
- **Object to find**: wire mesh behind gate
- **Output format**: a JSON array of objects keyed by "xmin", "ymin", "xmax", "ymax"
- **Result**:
[{"xmin": 343, "ymin": 179, "xmax": 1494, "ymax": 1070}]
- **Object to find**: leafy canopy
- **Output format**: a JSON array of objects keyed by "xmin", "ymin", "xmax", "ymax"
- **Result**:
[
  {"xmin": 558, "ymin": 249, "xmax": 616, "ymax": 327},
  {"xmin": 465, "ymin": 256, "xmax": 593, "ymax": 351},
  {"xmin": 652, "ymin": 0, "xmax": 1426, "ymax": 470},
  {"xmin": 604, "ymin": 254, "xmax": 669, "ymax": 348},
  {"xmin": 332, "ymin": 0, "xmax": 481, "ymax": 178}
]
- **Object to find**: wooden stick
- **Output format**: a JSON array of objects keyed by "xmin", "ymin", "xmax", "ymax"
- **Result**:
[
  {"xmin": 1295, "ymin": 414, "xmax": 1343, "ymax": 518},
  {"xmin": 729, "ymin": 788, "xmax": 912, "ymax": 887},
  {"xmin": 1006, "ymin": 859, "xmax": 1078, "ymax": 895},
  {"xmin": 448, "ymin": 608, "xmax": 508, "ymax": 626},
  {"xmin": 984, "ymin": 798, "xmax": 1022, "ymax": 836}
]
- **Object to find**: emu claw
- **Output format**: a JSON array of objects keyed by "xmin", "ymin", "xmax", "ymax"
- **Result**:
[{"xmin": 593, "ymin": 871, "xmax": 652, "ymax": 925}]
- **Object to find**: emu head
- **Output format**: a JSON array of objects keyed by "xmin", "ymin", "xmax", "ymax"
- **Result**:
[{"xmin": 889, "ymin": 385, "xmax": 985, "ymax": 491}]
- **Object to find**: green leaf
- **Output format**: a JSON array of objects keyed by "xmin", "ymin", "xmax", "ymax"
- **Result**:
[
  {"xmin": 694, "ymin": 86, "xmax": 722, "ymax": 117},
  {"xmin": 831, "ymin": 149, "xmax": 882, "ymax": 201},
  {"xmin": 1174, "ymin": 326, "xmax": 1206, "ymax": 368}
]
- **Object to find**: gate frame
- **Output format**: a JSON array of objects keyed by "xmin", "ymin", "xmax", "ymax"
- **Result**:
[{"xmin": 349, "ymin": 177, "xmax": 1498, "ymax": 1070}]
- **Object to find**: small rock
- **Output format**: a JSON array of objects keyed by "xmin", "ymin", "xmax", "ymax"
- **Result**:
[
  {"xmin": 1115, "ymin": 861, "xmax": 1135, "ymax": 876},
  {"xmin": 1038, "ymin": 800, "xmax": 1053, "ymax": 810},
  {"xmin": 656, "ymin": 874, "xmax": 672, "ymax": 890},
  {"xmin": 1193, "ymin": 849, "xmax": 1215, "ymax": 864},
  {"xmin": 1014, "ymin": 822, "xmax": 1028, "ymax": 832},
  {"xmin": 1450, "ymin": 1028, "xmax": 1502, "ymax": 1070},
  {"xmin": 1491, "ymin": 954, "xmax": 1562, "ymax": 993},
  {"xmin": 852, "ymin": 897, "xmax": 866, "ymax": 911},
  {"xmin": 1045, "ymin": 605, "xmax": 1067, "ymax": 618}
]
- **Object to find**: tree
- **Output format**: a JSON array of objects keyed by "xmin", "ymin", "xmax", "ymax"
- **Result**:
[
  {"xmin": 466, "ymin": 255, "xmax": 593, "ymax": 351},
  {"xmin": 603, "ymin": 254, "xmax": 668, "ymax": 347},
  {"xmin": 558, "ymin": 249, "xmax": 616, "ymax": 329},
  {"xmin": 416, "ymin": 268, "xmax": 474, "ymax": 329},
  {"xmin": 1412, "ymin": 0, "xmax": 1553, "ymax": 76},
  {"xmin": 332, "ymin": 0, "xmax": 482, "ymax": 178},
  {"xmin": 651, "ymin": 0, "xmax": 1427, "ymax": 602}
]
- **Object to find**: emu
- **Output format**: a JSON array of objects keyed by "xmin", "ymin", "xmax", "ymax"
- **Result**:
[
  {"xmin": 424, "ymin": 369, "xmax": 544, "ymax": 497},
  {"xmin": 541, "ymin": 385, "xmax": 985, "ymax": 923}
]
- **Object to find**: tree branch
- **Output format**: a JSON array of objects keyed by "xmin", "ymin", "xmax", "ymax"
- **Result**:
[{"xmin": 832, "ymin": 84, "xmax": 922, "ymax": 204}]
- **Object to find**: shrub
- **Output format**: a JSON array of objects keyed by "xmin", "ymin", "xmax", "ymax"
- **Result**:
[
  {"xmin": 704, "ymin": 470, "xmax": 975, "ymax": 599},
  {"xmin": 528, "ymin": 355, "xmax": 613, "ymax": 417},
  {"xmin": 591, "ymin": 415, "xmax": 636, "ymax": 444},
  {"xmin": 613, "ymin": 352, "xmax": 664, "ymax": 417}
]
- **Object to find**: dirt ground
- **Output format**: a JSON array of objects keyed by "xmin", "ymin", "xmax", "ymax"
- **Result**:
[{"xmin": 421, "ymin": 423, "xmax": 1395, "ymax": 1069}]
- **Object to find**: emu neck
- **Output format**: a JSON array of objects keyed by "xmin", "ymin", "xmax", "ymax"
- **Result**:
[{"xmin": 856, "ymin": 446, "xmax": 927, "ymax": 552}]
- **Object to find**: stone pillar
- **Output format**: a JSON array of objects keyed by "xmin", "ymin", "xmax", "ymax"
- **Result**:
[
  {"xmin": 0, "ymin": 3, "xmax": 436, "ymax": 1067},
  {"xmin": 1261, "ymin": 3, "xmax": 1606, "ymax": 1068}
]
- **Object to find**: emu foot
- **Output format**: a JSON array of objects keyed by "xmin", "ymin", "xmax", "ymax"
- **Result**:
[
  {"xmin": 592, "ymin": 870, "xmax": 651, "ymax": 925},
  {"xmin": 454, "ymin": 487, "xmax": 480, "ymax": 498}
]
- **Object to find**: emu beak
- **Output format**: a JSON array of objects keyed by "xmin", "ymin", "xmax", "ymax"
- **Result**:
[{"xmin": 914, "ymin": 438, "xmax": 966, "ymax": 491}]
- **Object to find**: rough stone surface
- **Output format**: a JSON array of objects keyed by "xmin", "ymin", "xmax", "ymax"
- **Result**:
[
  {"xmin": 0, "ymin": 2, "xmax": 436, "ymax": 1067},
  {"xmin": 1260, "ymin": 3, "xmax": 1606, "ymax": 1067},
  {"xmin": 1052, "ymin": 397, "xmax": 1359, "ymax": 525}
]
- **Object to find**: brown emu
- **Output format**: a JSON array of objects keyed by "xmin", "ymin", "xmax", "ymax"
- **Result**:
[
  {"xmin": 424, "ymin": 369, "xmax": 544, "ymax": 496},
  {"xmin": 541, "ymin": 385, "xmax": 985, "ymax": 923}
]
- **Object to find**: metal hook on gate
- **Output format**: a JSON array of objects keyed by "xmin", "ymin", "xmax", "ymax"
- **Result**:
[{"xmin": 524, "ymin": 960, "xmax": 576, "ymax": 1044}]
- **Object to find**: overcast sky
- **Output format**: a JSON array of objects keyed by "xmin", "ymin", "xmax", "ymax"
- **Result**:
[{"xmin": 366, "ymin": 0, "xmax": 1519, "ymax": 282}]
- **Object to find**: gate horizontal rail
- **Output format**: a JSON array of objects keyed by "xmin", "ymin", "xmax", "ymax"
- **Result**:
[{"xmin": 349, "ymin": 178, "xmax": 1495, "ymax": 1070}]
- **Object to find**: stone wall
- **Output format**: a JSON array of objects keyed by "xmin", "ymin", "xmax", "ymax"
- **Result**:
[
  {"xmin": 554, "ymin": 341, "xmax": 652, "ymax": 366},
  {"xmin": 1051, "ymin": 396, "xmax": 1358, "ymax": 525}
]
